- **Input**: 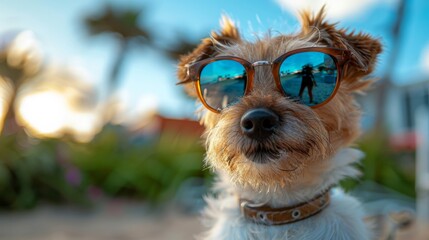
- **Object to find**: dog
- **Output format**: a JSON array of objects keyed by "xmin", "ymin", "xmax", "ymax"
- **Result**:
[{"xmin": 177, "ymin": 7, "xmax": 382, "ymax": 240}]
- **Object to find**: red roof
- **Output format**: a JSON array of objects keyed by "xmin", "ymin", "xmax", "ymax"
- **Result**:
[
  {"xmin": 154, "ymin": 115, "xmax": 204, "ymax": 137},
  {"xmin": 389, "ymin": 131, "xmax": 418, "ymax": 151}
]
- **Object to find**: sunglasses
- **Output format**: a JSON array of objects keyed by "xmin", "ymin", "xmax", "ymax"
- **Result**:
[{"xmin": 186, "ymin": 47, "xmax": 351, "ymax": 113}]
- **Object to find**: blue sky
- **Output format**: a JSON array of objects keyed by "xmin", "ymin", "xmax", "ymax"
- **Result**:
[{"xmin": 1, "ymin": 0, "xmax": 429, "ymax": 119}]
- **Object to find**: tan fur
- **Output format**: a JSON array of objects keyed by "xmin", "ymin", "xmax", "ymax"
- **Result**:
[{"xmin": 177, "ymin": 7, "xmax": 381, "ymax": 201}]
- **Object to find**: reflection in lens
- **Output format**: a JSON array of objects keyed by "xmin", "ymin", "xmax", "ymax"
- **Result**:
[
  {"xmin": 199, "ymin": 60, "xmax": 246, "ymax": 111},
  {"xmin": 279, "ymin": 52, "xmax": 337, "ymax": 107}
]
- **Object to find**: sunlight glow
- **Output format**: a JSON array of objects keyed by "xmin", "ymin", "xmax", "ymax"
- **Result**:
[
  {"xmin": 67, "ymin": 111, "xmax": 101, "ymax": 143},
  {"xmin": 12, "ymin": 62, "xmax": 102, "ymax": 142},
  {"xmin": 18, "ymin": 91, "xmax": 68, "ymax": 137},
  {"xmin": 16, "ymin": 90, "xmax": 102, "ymax": 142}
]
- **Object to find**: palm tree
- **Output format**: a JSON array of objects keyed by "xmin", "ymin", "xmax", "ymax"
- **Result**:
[
  {"xmin": 0, "ymin": 31, "xmax": 43, "ymax": 135},
  {"xmin": 84, "ymin": 5, "xmax": 152, "ymax": 97},
  {"xmin": 161, "ymin": 34, "xmax": 200, "ymax": 62},
  {"xmin": 84, "ymin": 5, "xmax": 202, "ymax": 118}
]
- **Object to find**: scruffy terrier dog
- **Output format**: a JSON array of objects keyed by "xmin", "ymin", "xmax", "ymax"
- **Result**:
[{"xmin": 177, "ymin": 8, "xmax": 381, "ymax": 240}]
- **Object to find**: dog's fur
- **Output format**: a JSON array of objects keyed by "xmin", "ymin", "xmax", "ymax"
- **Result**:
[{"xmin": 177, "ymin": 8, "xmax": 382, "ymax": 240}]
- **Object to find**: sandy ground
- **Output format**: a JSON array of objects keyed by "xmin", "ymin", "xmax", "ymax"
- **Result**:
[
  {"xmin": 0, "ymin": 195, "xmax": 425, "ymax": 240},
  {"xmin": 0, "ymin": 200, "xmax": 204, "ymax": 240}
]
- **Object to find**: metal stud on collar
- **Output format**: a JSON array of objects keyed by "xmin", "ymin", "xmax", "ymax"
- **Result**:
[
  {"xmin": 257, "ymin": 212, "xmax": 267, "ymax": 221},
  {"xmin": 291, "ymin": 209, "xmax": 301, "ymax": 219},
  {"xmin": 240, "ymin": 188, "xmax": 331, "ymax": 225}
]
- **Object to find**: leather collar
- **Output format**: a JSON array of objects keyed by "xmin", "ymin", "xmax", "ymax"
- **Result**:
[{"xmin": 240, "ymin": 189, "xmax": 331, "ymax": 225}]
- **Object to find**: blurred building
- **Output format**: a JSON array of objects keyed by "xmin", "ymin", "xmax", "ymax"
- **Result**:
[
  {"xmin": 130, "ymin": 113, "xmax": 204, "ymax": 145},
  {"xmin": 361, "ymin": 78, "xmax": 429, "ymax": 150},
  {"xmin": 153, "ymin": 114, "xmax": 204, "ymax": 137}
]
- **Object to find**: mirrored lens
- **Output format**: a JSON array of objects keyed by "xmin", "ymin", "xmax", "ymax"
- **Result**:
[
  {"xmin": 279, "ymin": 52, "xmax": 338, "ymax": 107},
  {"xmin": 199, "ymin": 60, "xmax": 247, "ymax": 111}
]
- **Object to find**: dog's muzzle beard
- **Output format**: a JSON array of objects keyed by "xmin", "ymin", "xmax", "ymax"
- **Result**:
[
  {"xmin": 242, "ymin": 139, "xmax": 286, "ymax": 164},
  {"xmin": 239, "ymin": 107, "xmax": 314, "ymax": 164},
  {"xmin": 240, "ymin": 139, "xmax": 312, "ymax": 165},
  {"xmin": 243, "ymin": 145, "xmax": 284, "ymax": 164}
]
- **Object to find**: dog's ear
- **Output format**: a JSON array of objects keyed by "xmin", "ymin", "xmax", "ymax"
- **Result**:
[
  {"xmin": 177, "ymin": 16, "xmax": 241, "ymax": 97},
  {"xmin": 300, "ymin": 7, "xmax": 382, "ymax": 90}
]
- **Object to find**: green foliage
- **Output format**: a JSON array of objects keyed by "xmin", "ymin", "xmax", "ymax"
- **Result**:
[
  {"xmin": 0, "ymin": 125, "xmax": 209, "ymax": 210},
  {"xmin": 70, "ymin": 126, "xmax": 210, "ymax": 203},
  {"xmin": 340, "ymin": 131, "xmax": 416, "ymax": 198},
  {"xmin": 0, "ymin": 130, "xmax": 89, "ymax": 209},
  {"xmin": 0, "ymin": 123, "xmax": 417, "ymax": 210}
]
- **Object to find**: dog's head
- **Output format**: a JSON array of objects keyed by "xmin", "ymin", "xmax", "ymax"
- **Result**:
[{"xmin": 177, "ymin": 8, "xmax": 381, "ymax": 191}]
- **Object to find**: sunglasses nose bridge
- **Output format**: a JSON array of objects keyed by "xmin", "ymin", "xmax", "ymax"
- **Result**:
[
  {"xmin": 247, "ymin": 61, "xmax": 279, "ymax": 95},
  {"xmin": 250, "ymin": 61, "xmax": 275, "ymax": 79},
  {"xmin": 252, "ymin": 60, "xmax": 272, "ymax": 67}
]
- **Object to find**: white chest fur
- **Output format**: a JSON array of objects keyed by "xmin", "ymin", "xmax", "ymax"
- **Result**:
[{"xmin": 197, "ymin": 148, "xmax": 372, "ymax": 240}]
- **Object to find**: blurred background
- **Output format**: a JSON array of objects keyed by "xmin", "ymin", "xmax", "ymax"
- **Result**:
[{"xmin": 0, "ymin": 0, "xmax": 428, "ymax": 239}]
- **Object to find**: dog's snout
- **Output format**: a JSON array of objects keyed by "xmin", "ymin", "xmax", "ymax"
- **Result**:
[{"xmin": 240, "ymin": 108, "xmax": 279, "ymax": 140}]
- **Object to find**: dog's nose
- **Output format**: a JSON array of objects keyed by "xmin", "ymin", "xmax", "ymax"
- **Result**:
[{"xmin": 240, "ymin": 108, "xmax": 280, "ymax": 140}]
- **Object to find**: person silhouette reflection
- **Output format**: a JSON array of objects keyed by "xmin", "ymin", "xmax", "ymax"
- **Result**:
[{"xmin": 298, "ymin": 64, "xmax": 317, "ymax": 103}]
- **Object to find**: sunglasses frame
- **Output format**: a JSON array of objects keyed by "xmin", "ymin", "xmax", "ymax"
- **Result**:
[{"xmin": 187, "ymin": 47, "xmax": 352, "ymax": 113}]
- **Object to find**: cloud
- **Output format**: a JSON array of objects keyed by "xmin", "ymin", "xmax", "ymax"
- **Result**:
[
  {"xmin": 422, "ymin": 44, "xmax": 429, "ymax": 74},
  {"xmin": 274, "ymin": 0, "xmax": 396, "ymax": 19}
]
